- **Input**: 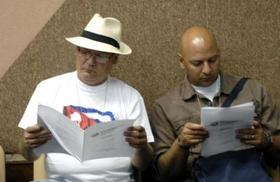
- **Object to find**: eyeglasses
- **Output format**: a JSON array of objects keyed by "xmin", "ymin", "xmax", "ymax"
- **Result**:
[{"xmin": 78, "ymin": 47, "xmax": 114, "ymax": 63}]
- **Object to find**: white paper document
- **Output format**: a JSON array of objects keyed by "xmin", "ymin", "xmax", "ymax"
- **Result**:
[
  {"xmin": 34, "ymin": 105, "xmax": 135, "ymax": 162},
  {"xmin": 200, "ymin": 102, "xmax": 255, "ymax": 157}
]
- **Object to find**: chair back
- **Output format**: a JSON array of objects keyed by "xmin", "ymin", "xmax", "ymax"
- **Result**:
[
  {"xmin": 33, "ymin": 154, "xmax": 47, "ymax": 180},
  {"xmin": 0, "ymin": 145, "xmax": 6, "ymax": 182}
]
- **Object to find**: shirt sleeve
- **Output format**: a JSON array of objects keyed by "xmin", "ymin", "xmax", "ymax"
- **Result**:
[
  {"xmin": 257, "ymin": 82, "xmax": 280, "ymax": 133},
  {"xmin": 18, "ymin": 84, "xmax": 41, "ymax": 129},
  {"xmin": 150, "ymin": 102, "xmax": 177, "ymax": 157},
  {"xmin": 126, "ymin": 91, "xmax": 154, "ymax": 143}
]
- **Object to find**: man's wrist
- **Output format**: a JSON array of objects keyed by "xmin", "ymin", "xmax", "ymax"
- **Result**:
[
  {"xmin": 135, "ymin": 143, "xmax": 149, "ymax": 153},
  {"xmin": 176, "ymin": 137, "xmax": 190, "ymax": 150},
  {"xmin": 263, "ymin": 131, "xmax": 273, "ymax": 150}
]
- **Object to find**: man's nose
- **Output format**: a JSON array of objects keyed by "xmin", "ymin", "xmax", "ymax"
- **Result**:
[
  {"xmin": 86, "ymin": 55, "xmax": 97, "ymax": 65},
  {"xmin": 202, "ymin": 62, "xmax": 211, "ymax": 74}
]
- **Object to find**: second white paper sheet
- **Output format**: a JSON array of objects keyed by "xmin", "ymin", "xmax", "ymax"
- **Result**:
[
  {"xmin": 35, "ymin": 105, "xmax": 135, "ymax": 162},
  {"xmin": 201, "ymin": 102, "xmax": 255, "ymax": 157}
]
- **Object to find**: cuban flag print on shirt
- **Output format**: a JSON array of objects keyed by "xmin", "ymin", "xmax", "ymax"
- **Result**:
[{"xmin": 63, "ymin": 105, "xmax": 116, "ymax": 130}]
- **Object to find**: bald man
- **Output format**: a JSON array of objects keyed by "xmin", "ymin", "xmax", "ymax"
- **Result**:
[{"xmin": 150, "ymin": 26, "xmax": 280, "ymax": 181}]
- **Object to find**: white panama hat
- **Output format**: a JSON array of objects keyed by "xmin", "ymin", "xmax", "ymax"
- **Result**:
[{"xmin": 65, "ymin": 13, "xmax": 132, "ymax": 55}]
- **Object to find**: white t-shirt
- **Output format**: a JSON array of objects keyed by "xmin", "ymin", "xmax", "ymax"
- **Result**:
[
  {"xmin": 18, "ymin": 71, "xmax": 154, "ymax": 182},
  {"xmin": 192, "ymin": 75, "xmax": 221, "ymax": 102}
]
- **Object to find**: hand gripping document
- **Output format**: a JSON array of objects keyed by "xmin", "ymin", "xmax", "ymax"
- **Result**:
[{"xmin": 34, "ymin": 105, "xmax": 135, "ymax": 162}]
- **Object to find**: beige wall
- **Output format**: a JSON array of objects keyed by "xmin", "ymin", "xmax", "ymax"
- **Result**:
[
  {"xmin": 0, "ymin": 0, "xmax": 279, "ymax": 152},
  {"xmin": 0, "ymin": 0, "xmax": 65, "ymax": 78}
]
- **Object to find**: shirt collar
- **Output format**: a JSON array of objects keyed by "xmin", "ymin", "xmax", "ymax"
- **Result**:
[
  {"xmin": 181, "ymin": 72, "xmax": 233, "ymax": 101},
  {"xmin": 220, "ymin": 72, "xmax": 235, "ymax": 95},
  {"xmin": 181, "ymin": 76, "xmax": 198, "ymax": 101},
  {"xmin": 192, "ymin": 75, "xmax": 221, "ymax": 102}
]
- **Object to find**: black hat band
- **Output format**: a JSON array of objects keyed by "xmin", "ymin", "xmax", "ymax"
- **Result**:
[{"xmin": 81, "ymin": 30, "xmax": 120, "ymax": 49}]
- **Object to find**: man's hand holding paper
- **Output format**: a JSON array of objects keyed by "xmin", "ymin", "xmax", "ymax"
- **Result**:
[
  {"xmin": 177, "ymin": 123, "xmax": 209, "ymax": 148},
  {"xmin": 23, "ymin": 124, "xmax": 52, "ymax": 149},
  {"xmin": 236, "ymin": 121, "xmax": 270, "ymax": 149},
  {"xmin": 124, "ymin": 126, "xmax": 148, "ymax": 149}
]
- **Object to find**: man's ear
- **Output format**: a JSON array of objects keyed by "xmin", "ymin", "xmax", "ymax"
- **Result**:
[
  {"xmin": 179, "ymin": 58, "xmax": 186, "ymax": 69},
  {"xmin": 177, "ymin": 53, "xmax": 185, "ymax": 69},
  {"xmin": 111, "ymin": 54, "xmax": 119, "ymax": 64},
  {"xmin": 74, "ymin": 46, "xmax": 80, "ymax": 56}
]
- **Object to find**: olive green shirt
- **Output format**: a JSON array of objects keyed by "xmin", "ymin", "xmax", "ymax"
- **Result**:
[{"xmin": 150, "ymin": 73, "xmax": 280, "ymax": 180}]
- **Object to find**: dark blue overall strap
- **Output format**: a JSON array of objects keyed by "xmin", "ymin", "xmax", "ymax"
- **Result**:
[{"xmin": 222, "ymin": 77, "xmax": 248, "ymax": 107}]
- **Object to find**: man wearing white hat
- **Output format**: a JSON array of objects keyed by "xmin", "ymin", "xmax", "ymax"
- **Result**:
[{"xmin": 18, "ymin": 13, "xmax": 154, "ymax": 182}]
